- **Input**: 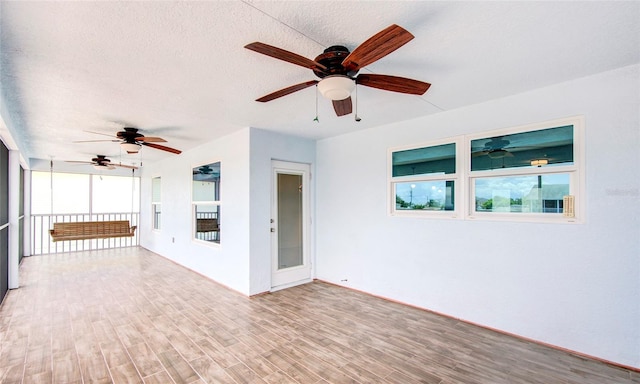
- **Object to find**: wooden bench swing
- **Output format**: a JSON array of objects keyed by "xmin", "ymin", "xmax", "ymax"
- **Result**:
[
  {"xmin": 46, "ymin": 162, "xmax": 138, "ymax": 242},
  {"xmin": 49, "ymin": 220, "xmax": 137, "ymax": 242}
]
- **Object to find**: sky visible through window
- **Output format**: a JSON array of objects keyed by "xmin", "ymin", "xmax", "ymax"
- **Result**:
[
  {"xmin": 395, "ymin": 173, "xmax": 569, "ymax": 205},
  {"xmin": 474, "ymin": 173, "xmax": 569, "ymax": 200},
  {"xmin": 32, "ymin": 171, "xmax": 140, "ymax": 214}
]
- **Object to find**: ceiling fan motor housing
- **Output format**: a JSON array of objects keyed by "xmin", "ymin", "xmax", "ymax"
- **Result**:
[
  {"xmin": 92, "ymin": 155, "xmax": 110, "ymax": 165},
  {"xmin": 117, "ymin": 127, "xmax": 143, "ymax": 143},
  {"xmin": 313, "ymin": 46, "xmax": 358, "ymax": 78}
]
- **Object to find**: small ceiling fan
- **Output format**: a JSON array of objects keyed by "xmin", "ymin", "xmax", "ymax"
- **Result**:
[
  {"xmin": 193, "ymin": 165, "xmax": 215, "ymax": 175},
  {"xmin": 472, "ymin": 137, "xmax": 515, "ymax": 159},
  {"xmin": 74, "ymin": 127, "xmax": 182, "ymax": 154},
  {"xmin": 66, "ymin": 155, "xmax": 138, "ymax": 170},
  {"xmin": 245, "ymin": 24, "xmax": 431, "ymax": 116}
]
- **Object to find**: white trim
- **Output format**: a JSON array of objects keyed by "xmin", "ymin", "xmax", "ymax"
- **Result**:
[
  {"xmin": 466, "ymin": 116, "xmax": 584, "ymax": 224},
  {"xmin": 271, "ymin": 160, "xmax": 312, "ymax": 290},
  {"xmin": 191, "ymin": 161, "xmax": 222, "ymax": 245},
  {"xmin": 270, "ymin": 278, "xmax": 313, "ymax": 293},
  {"xmin": 191, "ymin": 203, "xmax": 222, "ymax": 248},
  {"xmin": 388, "ymin": 116, "xmax": 585, "ymax": 224},
  {"xmin": 388, "ymin": 136, "xmax": 462, "ymax": 219}
]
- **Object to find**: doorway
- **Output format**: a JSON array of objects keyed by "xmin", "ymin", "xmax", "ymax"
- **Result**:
[{"xmin": 271, "ymin": 161, "xmax": 311, "ymax": 291}]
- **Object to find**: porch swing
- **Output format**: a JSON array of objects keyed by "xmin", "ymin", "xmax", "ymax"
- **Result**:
[{"xmin": 49, "ymin": 163, "xmax": 137, "ymax": 242}]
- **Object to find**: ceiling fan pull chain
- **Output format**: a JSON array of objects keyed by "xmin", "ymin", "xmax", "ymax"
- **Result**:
[
  {"xmin": 313, "ymin": 85, "xmax": 319, "ymax": 123},
  {"xmin": 354, "ymin": 84, "xmax": 361, "ymax": 122}
]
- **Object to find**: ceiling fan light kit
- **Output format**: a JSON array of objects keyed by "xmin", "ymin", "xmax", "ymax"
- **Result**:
[
  {"xmin": 93, "ymin": 163, "xmax": 115, "ymax": 170},
  {"xmin": 317, "ymin": 75, "xmax": 355, "ymax": 101},
  {"xmin": 531, "ymin": 159, "xmax": 548, "ymax": 167},
  {"xmin": 120, "ymin": 141, "xmax": 141, "ymax": 153},
  {"xmin": 487, "ymin": 149, "xmax": 510, "ymax": 159}
]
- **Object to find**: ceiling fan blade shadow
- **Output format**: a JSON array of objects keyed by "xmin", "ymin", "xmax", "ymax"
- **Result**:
[
  {"xmin": 256, "ymin": 80, "xmax": 318, "ymax": 102},
  {"xmin": 142, "ymin": 142, "xmax": 182, "ymax": 154},
  {"xmin": 245, "ymin": 42, "xmax": 327, "ymax": 71},
  {"xmin": 342, "ymin": 24, "xmax": 414, "ymax": 72},
  {"xmin": 356, "ymin": 74, "xmax": 430, "ymax": 95},
  {"xmin": 72, "ymin": 139, "xmax": 120, "ymax": 143},
  {"xmin": 332, "ymin": 97, "xmax": 353, "ymax": 116},
  {"xmin": 84, "ymin": 130, "xmax": 117, "ymax": 138}
]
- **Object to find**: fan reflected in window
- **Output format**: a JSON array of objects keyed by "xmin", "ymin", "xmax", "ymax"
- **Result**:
[{"xmin": 192, "ymin": 162, "xmax": 221, "ymax": 243}]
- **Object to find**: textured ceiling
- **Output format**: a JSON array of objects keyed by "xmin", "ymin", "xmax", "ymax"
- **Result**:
[{"xmin": 1, "ymin": 1, "xmax": 638, "ymax": 170}]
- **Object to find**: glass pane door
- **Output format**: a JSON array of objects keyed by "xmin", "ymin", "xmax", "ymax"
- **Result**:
[{"xmin": 277, "ymin": 173, "xmax": 303, "ymax": 269}]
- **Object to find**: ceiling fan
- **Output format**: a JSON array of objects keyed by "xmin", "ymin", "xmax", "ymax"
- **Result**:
[
  {"xmin": 472, "ymin": 137, "xmax": 515, "ymax": 159},
  {"xmin": 74, "ymin": 127, "xmax": 182, "ymax": 154},
  {"xmin": 66, "ymin": 155, "xmax": 138, "ymax": 170},
  {"xmin": 245, "ymin": 24, "xmax": 431, "ymax": 116},
  {"xmin": 193, "ymin": 165, "xmax": 215, "ymax": 175}
]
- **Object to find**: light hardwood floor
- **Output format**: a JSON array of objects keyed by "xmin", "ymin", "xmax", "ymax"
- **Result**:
[{"xmin": 0, "ymin": 247, "xmax": 638, "ymax": 384}]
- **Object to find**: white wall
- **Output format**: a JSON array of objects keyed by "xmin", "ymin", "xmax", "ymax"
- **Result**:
[
  {"xmin": 248, "ymin": 128, "xmax": 316, "ymax": 295},
  {"xmin": 140, "ymin": 128, "xmax": 252, "ymax": 295},
  {"xmin": 315, "ymin": 64, "xmax": 640, "ymax": 368},
  {"xmin": 139, "ymin": 127, "xmax": 316, "ymax": 296}
]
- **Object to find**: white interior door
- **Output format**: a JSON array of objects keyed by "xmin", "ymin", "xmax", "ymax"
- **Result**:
[{"xmin": 271, "ymin": 161, "xmax": 311, "ymax": 290}]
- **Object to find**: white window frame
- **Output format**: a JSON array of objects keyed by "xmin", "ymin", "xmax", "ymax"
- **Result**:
[
  {"xmin": 389, "ymin": 136, "xmax": 463, "ymax": 219},
  {"xmin": 191, "ymin": 161, "xmax": 221, "ymax": 246},
  {"xmin": 466, "ymin": 116, "xmax": 584, "ymax": 224},
  {"xmin": 388, "ymin": 116, "xmax": 585, "ymax": 224},
  {"xmin": 151, "ymin": 176, "xmax": 161, "ymax": 231}
]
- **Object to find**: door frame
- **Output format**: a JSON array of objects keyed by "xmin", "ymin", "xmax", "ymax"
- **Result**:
[{"xmin": 270, "ymin": 160, "xmax": 313, "ymax": 291}]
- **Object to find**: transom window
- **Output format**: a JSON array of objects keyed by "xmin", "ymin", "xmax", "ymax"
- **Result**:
[{"xmin": 470, "ymin": 125, "xmax": 574, "ymax": 171}]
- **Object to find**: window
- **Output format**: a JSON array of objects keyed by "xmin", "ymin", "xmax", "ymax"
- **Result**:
[
  {"xmin": 389, "ymin": 116, "xmax": 583, "ymax": 223},
  {"xmin": 92, "ymin": 174, "xmax": 139, "ymax": 214},
  {"xmin": 192, "ymin": 162, "xmax": 220, "ymax": 243},
  {"xmin": 31, "ymin": 172, "xmax": 90, "ymax": 214},
  {"xmin": 31, "ymin": 172, "xmax": 140, "ymax": 215},
  {"xmin": 151, "ymin": 177, "xmax": 161, "ymax": 230},
  {"xmin": 469, "ymin": 119, "xmax": 582, "ymax": 222},
  {"xmin": 390, "ymin": 138, "xmax": 461, "ymax": 217}
]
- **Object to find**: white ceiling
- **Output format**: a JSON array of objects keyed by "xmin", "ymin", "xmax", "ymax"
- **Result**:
[{"xmin": 1, "ymin": 1, "xmax": 638, "ymax": 169}]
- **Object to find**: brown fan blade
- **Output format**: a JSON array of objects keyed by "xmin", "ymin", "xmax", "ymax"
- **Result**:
[
  {"xmin": 472, "ymin": 151, "xmax": 489, "ymax": 158},
  {"xmin": 342, "ymin": 24, "xmax": 414, "ymax": 72},
  {"xmin": 65, "ymin": 160, "xmax": 93, "ymax": 164},
  {"xmin": 356, "ymin": 74, "xmax": 431, "ymax": 95},
  {"xmin": 142, "ymin": 142, "xmax": 182, "ymax": 154},
  {"xmin": 245, "ymin": 42, "xmax": 327, "ymax": 71},
  {"xmin": 332, "ymin": 97, "xmax": 353, "ymax": 116},
  {"xmin": 72, "ymin": 139, "xmax": 120, "ymax": 143},
  {"xmin": 135, "ymin": 136, "xmax": 167, "ymax": 143},
  {"xmin": 256, "ymin": 80, "xmax": 318, "ymax": 102},
  {"xmin": 112, "ymin": 163, "xmax": 138, "ymax": 170}
]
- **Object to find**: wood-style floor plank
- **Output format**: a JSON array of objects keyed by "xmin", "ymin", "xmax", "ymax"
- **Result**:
[{"xmin": 0, "ymin": 247, "xmax": 637, "ymax": 384}]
